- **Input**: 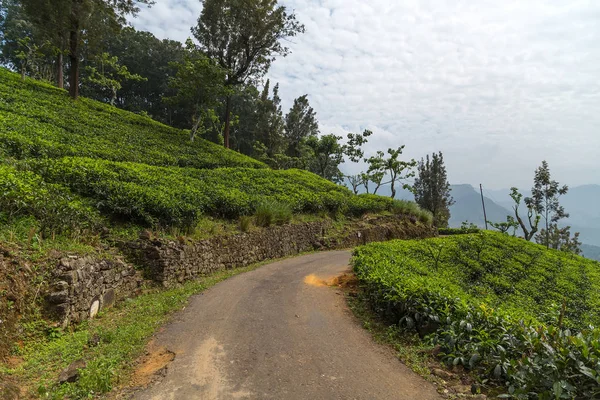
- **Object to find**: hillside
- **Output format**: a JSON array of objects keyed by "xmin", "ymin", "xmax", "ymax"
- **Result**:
[
  {"xmin": 0, "ymin": 68, "xmax": 264, "ymax": 170},
  {"xmin": 0, "ymin": 68, "xmax": 435, "ymax": 234},
  {"xmin": 353, "ymin": 231, "xmax": 600, "ymax": 398},
  {"xmin": 470, "ymin": 185, "xmax": 600, "ymax": 246}
]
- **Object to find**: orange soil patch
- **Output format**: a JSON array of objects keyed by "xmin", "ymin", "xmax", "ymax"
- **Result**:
[
  {"xmin": 304, "ymin": 272, "xmax": 358, "ymax": 289},
  {"xmin": 129, "ymin": 341, "xmax": 175, "ymax": 388}
]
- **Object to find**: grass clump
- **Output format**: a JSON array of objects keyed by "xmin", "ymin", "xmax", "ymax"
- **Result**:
[
  {"xmin": 255, "ymin": 200, "xmax": 293, "ymax": 227},
  {"xmin": 239, "ymin": 216, "xmax": 252, "ymax": 232},
  {"xmin": 353, "ymin": 231, "xmax": 600, "ymax": 398}
]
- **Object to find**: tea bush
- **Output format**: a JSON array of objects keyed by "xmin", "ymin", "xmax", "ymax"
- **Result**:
[
  {"xmin": 0, "ymin": 68, "xmax": 264, "ymax": 170},
  {"xmin": 29, "ymin": 157, "xmax": 429, "ymax": 228},
  {"xmin": 353, "ymin": 232, "xmax": 600, "ymax": 398},
  {"xmin": 0, "ymin": 163, "xmax": 100, "ymax": 235}
]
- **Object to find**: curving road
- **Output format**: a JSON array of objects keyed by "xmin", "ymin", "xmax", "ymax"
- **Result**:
[{"xmin": 132, "ymin": 251, "xmax": 441, "ymax": 400}]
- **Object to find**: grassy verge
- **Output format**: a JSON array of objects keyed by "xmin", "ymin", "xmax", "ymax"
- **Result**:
[
  {"xmin": 0, "ymin": 261, "xmax": 272, "ymax": 399},
  {"xmin": 345, "ymin": 287, "xmax": 488, "ymax": 399},
  {"xmin": 346, "ymin": 291, "xmax": 435, "ymax": 377}
]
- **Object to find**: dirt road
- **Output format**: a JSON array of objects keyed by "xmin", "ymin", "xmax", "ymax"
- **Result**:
[{"xmin": 131, "ymin": 251, "xmax": 441, "ymax": 400}]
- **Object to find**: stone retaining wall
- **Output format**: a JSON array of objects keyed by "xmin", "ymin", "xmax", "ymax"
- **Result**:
[
  {"xmin": 45, "ymin": 215, "xmax": 435, "ymax": 324},
  {"xmin": 45, "ymin": 256, "xmax": 144, "ymax": 326},
  {"xmin": 124, "ymin": 215, "xmax": 434, "ymax": 287}
]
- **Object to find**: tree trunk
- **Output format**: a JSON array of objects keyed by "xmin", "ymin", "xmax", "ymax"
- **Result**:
[
  {"xmin": 223, "ymin": 95, "xmax": 231, "ymax": 148},
  {"xmin": 68, "ymin": 27, "xmax": 79, "ymax": 99},
  {"xmin": 57, "ymin": 53, "xmax": 64, "ymax": 89}
]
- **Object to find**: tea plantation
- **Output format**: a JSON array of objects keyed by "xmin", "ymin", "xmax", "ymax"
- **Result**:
[
  {"xmin": 0, "ymin": 68, "xmax": 430, "ymax": 232},
  {"xmin": 353, "ymin": 231, "xmax": 600, "ymax": 398},
  {"xmin": 0, "ymin": 68, "xmax": 264, "ymax": 170}
]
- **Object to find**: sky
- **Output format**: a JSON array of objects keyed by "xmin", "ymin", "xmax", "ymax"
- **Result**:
[{"xmin": 131, "ymin": 0, "xmax": 600, "ymax": 189}]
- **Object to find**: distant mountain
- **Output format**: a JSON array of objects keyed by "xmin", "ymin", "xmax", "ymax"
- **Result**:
[
  {"xmin": 360, "ymin": 182, "xmax": 599, "ymax": 246},
  {"xmin": 485, "ymin": 185, "xmax": 600, "ymax": 246},
  {"xmin": 373, "ymin": 183, "xmax": 512, "ymax": 229},
  {"xmin": 449, "ymin": 184, "xmax": 512, "ymax": 228},
  {"xmin": 582, "ymin": 244, "xmax": 600, "ymax": 262}
]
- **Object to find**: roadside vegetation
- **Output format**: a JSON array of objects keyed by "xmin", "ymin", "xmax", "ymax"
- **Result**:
[
  {"xmin": 353, "ymin": 231, "xmax": 600, "ymax": 398},
  {"xmin": 0, "ymin": 263, "xmax": 269, "ymax": 399}
]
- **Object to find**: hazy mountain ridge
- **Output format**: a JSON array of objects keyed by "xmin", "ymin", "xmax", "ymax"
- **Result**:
[{"xmin": 372, "ymin": 183, "xmax": 600, "ymax": 257}]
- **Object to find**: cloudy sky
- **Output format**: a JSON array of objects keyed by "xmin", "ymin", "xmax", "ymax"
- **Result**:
[{"xmin": 131, "ymin": 0, "xmax": 600, "ymax": 189}]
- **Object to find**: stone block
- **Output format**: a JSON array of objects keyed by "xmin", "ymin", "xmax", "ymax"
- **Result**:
[{"xmin": 102, "ymin": 289, "xmax": 116, "ymax": 309}]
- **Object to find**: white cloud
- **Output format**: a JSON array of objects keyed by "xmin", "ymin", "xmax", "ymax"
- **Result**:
[{"xmin": 131, "ymin": 0, "xmax": 600, "ymax": 189}]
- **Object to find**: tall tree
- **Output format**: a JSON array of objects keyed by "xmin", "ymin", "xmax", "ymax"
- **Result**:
[
  {"xmin": 17, "ymin": 0, "xmax": 153, "ymax": 99},
  {"xmin": 96, "ymin": 27, "xmax": 185, "ymax": 124},
  {"xmin": 342, "ymin": 129, "xmax": 372, "ymax": 194},
  {"xmin": 18, "ymin": 0, "xmax": 70, "ymax": 87},
  {"xmin": 413, "ymin": 152, "xmax": 454, "ymax": 227},
  {"xmin": 192, "ymin": 0, "xmax": 304, "ymax": 148},
  {"xmin": 306, "ymin": 134, "xmax": 344, "ymax": 182},
  {"xmin": 284, "ymin": 95, "xmax": 319, "ymax": 157},
  {"xmin": 528, "ymin": 161, "xmax": 569, "ymax": 248},
  {"xmin": 166, "ymin": 39, "xmax": 227, "ymax": 142},
  {"xmin": 254, "ymin": 80, "xmax": 285, "ymax": 157}
]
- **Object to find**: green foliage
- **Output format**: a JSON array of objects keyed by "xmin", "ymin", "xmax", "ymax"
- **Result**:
[
  {"xmin": 488, "ymin": 215, "xmax": 519, "ymax": 235},
  {"xmin": 535, "ymin": 225, "xmax": 582, "ymax": 255},
  {"xmin": 305, "ymin": 133, "xmax": 345, "ymax": 182},
  {"xmin": 90, "ymin": 26, "xmax": 185, "ymax": 125},
  {"xmin": 165, "ymin": 39, "xmax": 227, "ymax": 141},
  {"xmin": 193, "ymin": 0, "xmax": 304, "ymax": 86},
  {"xmin": 28, "ymin": 157, "xmax": 433, "ymax": 229},
  {"xmin": 366, "ymin": 146, "xmax": 417, "ymax": 198},
  {"xmin": 0, "ymin": 163, "xmax": 100, "ymax": 235},
  {"xmin": 83, "ymin": 52, "xmax": 147, "ymax": 106},
  {"xmin": 284, "ymin": 94, "xmax": 319, "ymax": 157},
  {"xmin": 254, "ymin": 200, "xmax": 292, "ymax": 227},
  {"xmin": 0, "ymin": 68, "xmax": 429, "ymax": 233},
  {"xmin": 353, "ymin": 231, "xmax": 600, "ymax": 398},
  {"xmin": 0, "ymin": 67, "xmax": 265, "ymax": 169}
]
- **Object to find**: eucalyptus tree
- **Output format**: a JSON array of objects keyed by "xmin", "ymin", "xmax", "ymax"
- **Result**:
[
  {"xmin": 17, "ymin": 0, "xmax": 153, "ymax": 98},
  {"xmin": 528, "ymin": 161, "xmax": 569, "ymax": 248},
  {"xmin": 284, "ymin": 95, "xmax": 319, "ymax": 157},
  {"xmin": 193, "ymin": 0, "xmax": 304, "ymax": 148}
]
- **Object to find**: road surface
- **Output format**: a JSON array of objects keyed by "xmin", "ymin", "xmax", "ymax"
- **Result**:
[{"xmin": 132, "ymin": 251, "xmax": 441, "ymax": 400}]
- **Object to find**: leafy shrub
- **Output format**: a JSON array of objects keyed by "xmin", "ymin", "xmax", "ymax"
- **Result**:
[
  {"xmin": 390, "ymin": 199, "xmax": 421, "ymax": 216},
  {"xmin": 0, "ymin": 163, "xmax": 100, "ymax": 235},
  {"xmin": 254, "ymin": 201, "xmax": 293, "ymax": 227},
  {"xmin": 0, "ymin": 68, "xmax": 264, "ymax": 170},
  {"xmin": 353, "ymin": 232, "xmax": 600, "ymax": 398}
]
